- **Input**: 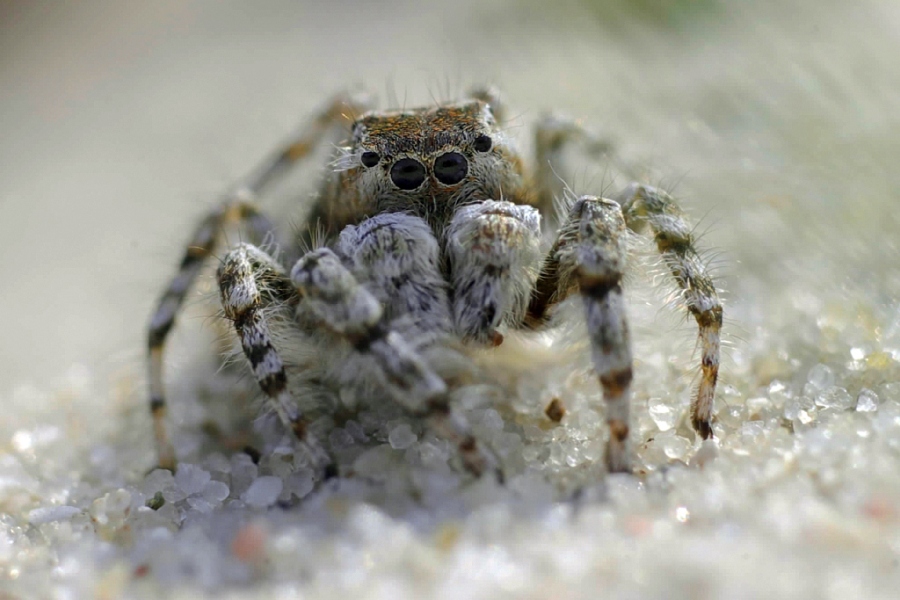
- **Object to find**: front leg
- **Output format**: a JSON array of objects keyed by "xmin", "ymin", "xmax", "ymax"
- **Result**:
[
  {"xmin": 295, "ymin": 215, "xmax": 496, "ymax": 477},
  {"xmin": 217, "ymin": 243, "xmax": 306, "ymax": 439},
  {"xmin": 290, "ymin": 246, "xmax": 447, "ymax": 407},
  {"xmin": 445, "ymin": 200, "xmax": 543, "ymax": 344},
  {"xmin": 217, "ymin": 239, "xmax": 445, "ymax": 463},
  {"xmin": 527, "ymin": 196, "xmax": 634, "ymax": 473}
]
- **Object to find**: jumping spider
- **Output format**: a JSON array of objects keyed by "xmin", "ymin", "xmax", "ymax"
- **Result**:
[{"xmin": 147, "ymin": 88, "xmax": 722, "ymax": 477}]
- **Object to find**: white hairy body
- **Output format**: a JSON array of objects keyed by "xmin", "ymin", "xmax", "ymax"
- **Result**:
[{"xmin": 147, "ymin": 89, "xmax": 723, "ymax": 477}]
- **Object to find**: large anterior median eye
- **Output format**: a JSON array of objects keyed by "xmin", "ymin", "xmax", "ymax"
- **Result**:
[
  {"xmin": 390, "ymin": 158, "xmax": 427, "ymax": 190},
  {"xmin": 433, "ymin": 152, "xmax": 468, "ymax": 185}
]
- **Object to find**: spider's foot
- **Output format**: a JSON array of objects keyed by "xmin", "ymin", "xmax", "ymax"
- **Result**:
[
  {"xmin": 605, "ymin": 419, "xmax": 632, "ymax": 473},
  {"xmin": 146, "ymin": 464, "xmax": 175, "ymax": 477},
  {"xmin": 458, "ymin": 436, "xmax": 485, "ymax": 476},
  {"xmin": 145, "ymin": 455, "xmax": 176, "ymax": 477},
  {"xmin": 424, "ymin": 402, "xmax": 504, "ymax": 482},
  {"xmin": 692, "ymin": 415, "xmax": 714, "ymax": 440},
  {"xmin": 489, "ymin": 330, "xmax": 504, "ymax": 347},
  {"xmin": 153, "ymin": 447, "xmax": 177, "ymax": 474},
  {"xmin": 459, "ymin": 439, "xmax": 505, "ymax": 483},
  {"xmin": 606, "ymin": 446, "xmax": 632, "ymax": 473}
]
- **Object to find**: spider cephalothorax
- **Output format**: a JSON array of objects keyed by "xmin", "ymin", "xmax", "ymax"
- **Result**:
[
  {"xmin": 147, "ymin": 88, "xmax": 722, "ymax": 479},
  {"xmin": 314, "ymin": 99, "xmax": 528, "ymax": 235}
]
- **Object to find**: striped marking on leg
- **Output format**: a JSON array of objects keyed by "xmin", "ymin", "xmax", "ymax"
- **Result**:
[
  {"xmin": 582, "ymin": 278, "xmax": 633, "ymax": 473},
  {"xmin": 147, "ymin": 203, "xmax": 275, "ymax": 468},
  {"xmin": 218, "ymin": 244, "xmax": 306, "ymax": 438},
  {"xmin": 620, "ymin": 184, "xmax": 722, "ymax": 439}
]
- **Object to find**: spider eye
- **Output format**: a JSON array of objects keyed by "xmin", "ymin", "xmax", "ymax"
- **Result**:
[
  {"xmin": 473, "ymin": 135, "xmax": 492, "ymax": 152},
  {"xmin": 390, "ymin": 158, "xmax": 427, "ymax": 190},
  {"xmin": 360, "ymin": 151, "xmax": 380, "ymax": 168},
  {"xmin": 433, "ymin": 152, "xmax": 468, "ymax": 185}
]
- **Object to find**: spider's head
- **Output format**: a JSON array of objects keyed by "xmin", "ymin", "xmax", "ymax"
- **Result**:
[{"xmin": 337, "ymin": 99, "xmax": 523, "ymax": 214}]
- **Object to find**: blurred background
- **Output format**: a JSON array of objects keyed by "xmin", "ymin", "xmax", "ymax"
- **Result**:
[{"xmin": 1, "ymin": 0, "xmax": 899, "ymax": 392}]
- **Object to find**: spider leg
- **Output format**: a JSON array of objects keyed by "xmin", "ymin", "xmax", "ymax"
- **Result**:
[
  {"xmin": 291, "ymin": 246, "xmax": 447, "ymax": 406},
  {"xmin": 147, "ymin": 92, "xmax": 371, "ymax": 469},
  {"xmin": 241, "ymin": 91, "xmax": 373, "ymax": 196},
  {"xmin": 148, "ymin": 202, "xmax": 274, "ymax": 470},
  {"xmin": 445, "ymin": 200, "xmax": 543, "ymax": 345},
  {"xmin": 468, "ymin": 85, "xmax": 506, "ymax": 123},
  {"xmin": 526, "ymin": 196, "xmax": 634, "ymax": 472},
  {"xmin": 338, "ymin": 213, "xmax": 453, "ymax": 347},
  {"xmin": 294, "ymin": 213, "xmax": 495, "ymax": 477},
  {"xmin": 617, "ymin": 183, "xmax": 722, "ymax": 439},
  {"xmin": 216, "ymin": 243, "xmax": 305, "ymax": 438}
]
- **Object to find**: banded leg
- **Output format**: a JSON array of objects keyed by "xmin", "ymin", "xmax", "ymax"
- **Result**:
[
  {"xmin": 290, "ymin": 246, "xmax": 447, "ymax": 408},
  {"xmin": 147, "ymin": 92, "xmax": 370, "ymax": 469},
  {"xmin": 468, "ymin": 85, "xmax": 506, "ymax": 124},
  {"xmin": 445, "ymin": 200, "xmax": 543, "ymax": 345},
  {"xmin": 148, "ymin": 202, "xmax": 274, "ymax": 469},
  {"xmin": 618, "ymin": 183, "xmax": 722, "ymax": 439},
  {"xmin": 217, "ymin": 243, "xmax": 305, "ymax": 439},
  {"xmin": 295, "ymin": 216, "xmax": 494, "ymax": 477},
  {"xmin": 339, "ymin": 214, "xmax": 496, "ymax": 476},
  {"xmin": 240, "ymin": 91, "xmax": 373, "ymax": 195},
  {"xmin": 338, "ymin": 213, "xmax": 453, "ymax": 347},
  {"xmin": 528, "ymin": 196, "xmax": 634, "ymax": 472}
]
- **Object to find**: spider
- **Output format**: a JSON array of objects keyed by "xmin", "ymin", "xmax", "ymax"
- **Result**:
[{"xmin": 147, "ymin": 87, "xmax": 722, "ymax": 477}]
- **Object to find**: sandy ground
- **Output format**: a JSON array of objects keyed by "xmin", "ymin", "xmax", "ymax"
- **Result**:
[{"xmin": 2, "ymin": 1, "xmax": 900, "ymax": 598}]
